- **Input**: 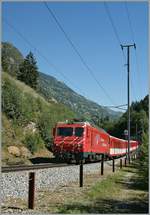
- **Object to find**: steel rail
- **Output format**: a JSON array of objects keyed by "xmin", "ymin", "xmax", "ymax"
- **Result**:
[
  {"xmin": 1, "ymin": 154, "xmax": 130, "ymax": 173},
  {"xmin": 1, "ymin": 163, "xmax": 71, "ymax": 173}
]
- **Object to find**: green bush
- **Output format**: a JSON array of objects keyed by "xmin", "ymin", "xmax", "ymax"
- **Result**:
[
  {"xmin": 2, "ymin": 72, "xmax": 75, "ymax": 152},
  {"xmin": 2, "ymin": 78, "xmax": 23, "ymax": 120},
  {"xmin": 23, "ymin": 132, "xmax": 44, "ymax": 154},
  {"xmin": 139, "ymin": 132, "xmax": 148, "ymax": 182}
]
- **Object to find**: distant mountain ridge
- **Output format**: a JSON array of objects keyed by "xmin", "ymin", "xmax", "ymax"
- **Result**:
[
  {"xmin": 37, "ymin": 72, "xmax": 122, "ymax": 122},
  {"xmin": 2, "ymin": 41, "xmax": 122, "ymax": 123}
]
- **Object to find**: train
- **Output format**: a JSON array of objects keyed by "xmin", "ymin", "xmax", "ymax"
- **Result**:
[{"xmin": 52, "ymin": 120, "xmax": 139, "ymax": 163}]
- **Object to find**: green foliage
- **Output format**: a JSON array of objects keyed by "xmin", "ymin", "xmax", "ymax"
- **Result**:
[
  {"xmin": 2, "ymin": 72, "xmax": 76, "ymax": 153},
  {"xmin": 2, "ymin": 76, "xmax": 23, "ymax": 120},
  {"xmin": 109, "ymin": 95, "xmax": 149, "ymax": 139},
  {"xmin": 17, "ymin": 52, "xmax": 39, "ymax": 90},
  {"xmin": 138, "ymin": 132, "xmax": 148, "ymax": 184},
  {"xmin": 23, "ymin": 132, "xmax": 44, "ymax": 154},
  {"xmin": 2, "ymin": 42, "xmax": 23, "ymax": 76},
  {"xmin": 2, "ymin": 74, "xmax": 38, "ymax": 124}
]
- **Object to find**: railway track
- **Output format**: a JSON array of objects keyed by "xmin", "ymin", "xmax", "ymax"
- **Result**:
[
  {"xmin": 2, "ymin": 155, "xmax": 126, "ymax": 173},
  {"xmin": 2, "ymin": 163, "xmax": 70, "ymax": 173}
]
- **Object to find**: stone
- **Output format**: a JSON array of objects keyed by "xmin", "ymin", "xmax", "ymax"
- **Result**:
[
  {"xmin": 8, "ymin": 146, "xmax": 20, "ymax": 157},
  {"xmin": 20, "ymin": 146, "xmax": 31, "ymax": 158}
]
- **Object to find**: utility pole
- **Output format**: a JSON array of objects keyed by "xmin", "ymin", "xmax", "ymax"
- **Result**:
[{"xmin": 121, "ymin": 43, "xmax": 136, "ymax": 163}]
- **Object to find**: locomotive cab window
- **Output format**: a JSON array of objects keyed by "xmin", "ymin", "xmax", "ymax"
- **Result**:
[
  {"xmin": 75, "ymin": 127, "xmax": 84, "ymax": 137},
  {"xmin": 57, "ymin": 127, "xmax": 73, "ymax": 136}
]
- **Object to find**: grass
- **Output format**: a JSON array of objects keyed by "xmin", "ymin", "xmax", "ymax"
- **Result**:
[{"xmin": 57, "ymin": 162, "xmax": 148, "ymax": 214}]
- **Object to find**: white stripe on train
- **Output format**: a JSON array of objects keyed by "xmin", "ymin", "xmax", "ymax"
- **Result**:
[{"xmin": 110, "ymin": 146, "xmax": 138, "ymax": 155}]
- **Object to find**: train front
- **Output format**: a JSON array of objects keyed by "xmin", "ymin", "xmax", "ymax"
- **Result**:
[{"xmin": 52, "ymin": 122, "xmax": 86, "ymax": 163}]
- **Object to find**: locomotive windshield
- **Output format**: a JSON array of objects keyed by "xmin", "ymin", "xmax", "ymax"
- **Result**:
[
  {"xmin": 75, "ymin": 127, "xmax": 84, "ymax": 137},
  {"xmin": 56, "ymin": 127, "xmax": 84, "ymax": 137},
  {"xmin": 57, "ymin": 127, "xmax": 73, "ymax": 136}
]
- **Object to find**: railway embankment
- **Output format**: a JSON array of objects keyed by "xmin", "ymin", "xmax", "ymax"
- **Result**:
[
  {"xmin": 2, "ymin": 158, "xmax": 121, "ymax": 208},
  {"xmin": 1, "ymin": 159, "xmax": 148, "ymax": 214}
]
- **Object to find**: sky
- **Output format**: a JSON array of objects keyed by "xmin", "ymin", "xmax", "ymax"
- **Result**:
[{"xmin": 2, "ymin": 1, "xmax": 148, "ymax": 111}]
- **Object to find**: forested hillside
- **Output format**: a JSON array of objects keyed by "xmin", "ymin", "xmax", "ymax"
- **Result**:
[
  {"xmin": 108, "ymin": 95, "xmax": 149, "ymax": 140},
  {"xmin": 2, "ymin": 72, "xmax": 75, "ymax": 164}
]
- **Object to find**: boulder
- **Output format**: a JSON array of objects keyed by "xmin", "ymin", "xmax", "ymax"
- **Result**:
[
  {"xmin": 20, "ymin": 146, "xmax": 31, "ymax": 158},
  {"xmin": 8, "ymin": 146, "xmax": 20, "ymax": 157}
]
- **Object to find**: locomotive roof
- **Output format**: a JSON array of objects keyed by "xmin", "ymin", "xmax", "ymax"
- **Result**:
[
  {"xmin": 56, "ymin": 121, "xmax": 108, "ymax": 134},
  {"xmin": 57, "ymin": 121, "xmax": 91, "ymax": 126}
]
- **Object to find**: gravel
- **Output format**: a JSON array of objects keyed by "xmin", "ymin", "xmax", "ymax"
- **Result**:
[
  {"xmin": 1, "ymin": 162, "xmax": 100, "ymax": 200},
  {"xmin": 1, "ymin": 159, "xmax": 121, "ymax": 201}
]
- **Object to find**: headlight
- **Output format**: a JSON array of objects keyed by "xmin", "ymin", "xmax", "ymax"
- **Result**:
[{"xmin": 78, "ymin": 144, "xmax": 83, "ymax": 148}]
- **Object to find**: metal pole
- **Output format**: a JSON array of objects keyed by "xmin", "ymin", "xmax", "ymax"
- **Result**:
[
  {"xmin": 28, "ymin": 172, "xmax": 35, "ymax": 209},
  {"xmin": 79, "ymin": 160, "xmax": 83, "ymax": 187},
  {"xmin": 125, "ymin": 157, "xmax": 127, "ymax": 167},
  {"xmin": 112, "ymin": 158, "xmax": 115, "ymax": 172},
  {"xmin": 120, "ymin": 159, "xmax": 122, "ymax": 169},
  {"xmin": 101, "ymin": 154, "xmax": 104, "ymax": 175},
  {"xmin": 121, "ymin": 44, "xmax": 136, "ymax": 164},
  {"xmin": 127, "ymin": 46, "xmax": 130, "ymax": 164}
]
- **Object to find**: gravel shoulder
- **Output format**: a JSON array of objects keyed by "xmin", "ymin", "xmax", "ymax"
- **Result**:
[{"xmin": 1, "ymin": 159, "xmax": 148, "ymax": 214}]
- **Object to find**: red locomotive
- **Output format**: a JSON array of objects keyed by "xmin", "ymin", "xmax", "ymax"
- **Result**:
[{"xmin": 52, "ymin": 120, "xmax": 139, "ymax": 163}]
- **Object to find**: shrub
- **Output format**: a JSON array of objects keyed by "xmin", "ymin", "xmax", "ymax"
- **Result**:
[
  {"xmin": 139, "ymin": 132, "xmax": 148, "ymax": 182},
  {"xmin": 23, "ymin": 132, "xmax": 44, "ymax": 154}
]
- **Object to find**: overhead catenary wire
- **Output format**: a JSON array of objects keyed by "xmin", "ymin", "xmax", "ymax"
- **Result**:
[
  {"xmin": 3, "ymin": 18, "xmax": 89, "ymax": 99},
  {"xmin": 124, "ymin": 1, "xmax": 142, "ymax": 98},
  {"xmin": 104, "ymin": 104, "xmax": 127, "ymax": 108},
  {"xmin": 103, "ymin": 104, "xmax": 127, "ymax": 111},
  {"xmin": 103, "ymin": 1, "xmax": 128, "ymax": 106},
  {"xmin": 44, "ymin": 1, "xmax": 117, "ymax": 106},
  {"xmin": 103, "ymin": 1, "xmax": 126, "ymax": 61},
  {"xmin": 104, "ymin": 1, "xmax": 137, "ymax": 104},
  {"xmin": 3, "ymin": 18, "xmax": 126, "ymax": 111}
]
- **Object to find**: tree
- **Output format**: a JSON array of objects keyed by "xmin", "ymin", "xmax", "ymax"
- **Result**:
[{"xmin": 17, "ymin": 52, "xmax": 39, "ymax": 89}]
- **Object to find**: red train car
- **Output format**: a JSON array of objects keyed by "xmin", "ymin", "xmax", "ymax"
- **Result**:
[
  {"xmin": 109, "ymin": 136, "xmax": 139, "ymax": 157},
  {"xmin": 52, "ymin": 121, "xmax": 139, "ymax": 163}
]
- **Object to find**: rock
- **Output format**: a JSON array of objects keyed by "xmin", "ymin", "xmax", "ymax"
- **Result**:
[
  {"xmin": 20, "ymin": 146, "xmax": 31, "ymax": 158},
  {"xmin": 8, "ymin": 146, "xmax": 20, "ymax": 157},
  {"xmin": 24, "ymin": 122, "xmax": 37, "ymax": 133}
]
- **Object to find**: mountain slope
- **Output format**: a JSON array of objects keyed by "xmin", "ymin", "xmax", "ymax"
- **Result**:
[
  {"xmin": 37, "ymin": 72, "xmax": 122, "ymax": 122},
  {"xmin": 2, "ymin": 41, "xmax": 122, "ymax": 125}
]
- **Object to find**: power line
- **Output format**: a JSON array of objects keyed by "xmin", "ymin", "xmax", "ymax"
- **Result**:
[
  {"xmin": 3, "ymin": 18, "xmax": 126, "ymax": 110},
  {"xmin": 103, "ymin": 2, "xmax": 126, "ymax": 61},
  {"xmin": 103, "ymin": 104, "xmax": 127, "ymax": 111},
  {"xmin": 124, "ymin": 1, "xmax": 142, "ymax": 99},
  {"xmin": 124, "ymin": 2, "xmax": 135, "ymax": 43},
  {"xmin": 44, "ymin": 2, "xmax": 117, "ymax": 106},
  {"xmin": 104, "ymin": 2, "xmax": 138, "ymax": 103},
  {"xmin": 3, "ymin": 18, "xmax": 88, "ymax": 98},
  {"xmin": 104, "ymin": 104, "xmax": 127, "ymax": 108}
]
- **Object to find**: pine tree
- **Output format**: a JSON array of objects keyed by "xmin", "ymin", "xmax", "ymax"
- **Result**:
[{"xmin": 17, "ymin": 52, "xmax": 39, "ymax": 89}]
